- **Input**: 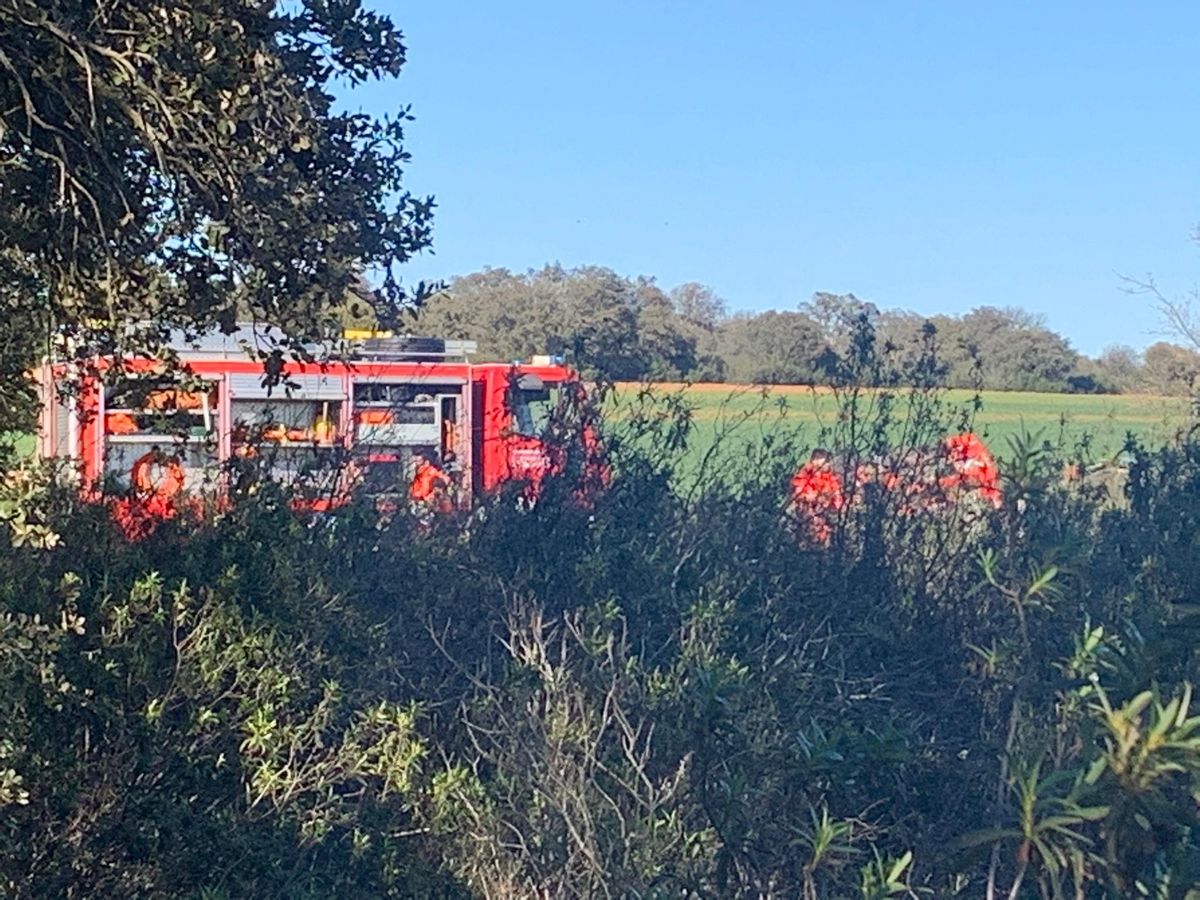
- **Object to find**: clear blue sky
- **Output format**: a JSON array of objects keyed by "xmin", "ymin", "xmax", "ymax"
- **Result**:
[{"xmin": 346, "ymin": 2, "xmax": 1199, "ymax": 356}]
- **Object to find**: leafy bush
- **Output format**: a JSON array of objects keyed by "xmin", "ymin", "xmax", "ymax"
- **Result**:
[{"xmin": 2, "ymin": 336, "xmax": 1200, "ymax": 897}]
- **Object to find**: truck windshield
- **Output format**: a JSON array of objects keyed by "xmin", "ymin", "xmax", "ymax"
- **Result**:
[{"xmin": 510, "ymin": 383, "xmax": 558, "ymax": 438}]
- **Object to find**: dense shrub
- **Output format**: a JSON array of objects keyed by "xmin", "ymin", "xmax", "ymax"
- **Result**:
[{"xmin": 2, "ymin": 364, "xmax": 1200, "ymax": 897}]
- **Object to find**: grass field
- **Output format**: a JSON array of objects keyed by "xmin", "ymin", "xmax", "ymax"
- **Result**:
[
  {"xmin": 611, "ymin": 383, "xmax": 1191, "ymax": 468},
  {"xmin": 7, "ymin": 387, "xmax": 1190, "ymax": 474}
]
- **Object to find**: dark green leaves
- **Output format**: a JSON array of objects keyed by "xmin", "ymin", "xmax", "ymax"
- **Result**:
[{"xmin": 0, "ymin": 0, "xmax": 434, "ymax": 429}]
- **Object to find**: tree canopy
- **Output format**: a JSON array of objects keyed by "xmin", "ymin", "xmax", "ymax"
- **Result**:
[
  {"xmin": 416, "ymin": 265, "xmax": 700, "ymax": 380},
  {"xmin": 417, "ymin": 270, "xmax": 1194, "ymax": 394},
  {"xmin": 0, "ymin": 0, "xmax": 434, "ymax": 428}
]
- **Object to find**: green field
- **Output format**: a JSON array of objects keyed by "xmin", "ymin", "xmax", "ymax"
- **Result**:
[
  {"xmin": 7, "ymin": 387, "xmax": 1190, "ymax": 473},
  {"xmin": 611, "ymin": 383, "xmax": 1191, "ymax": 469}
]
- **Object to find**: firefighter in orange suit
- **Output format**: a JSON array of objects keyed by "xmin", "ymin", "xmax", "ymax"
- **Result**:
[
  {"xmin": 409, "ymin": 455, "xmax": 453, "ymax": 513},
  {"xmin": 790, "ymin": 449, "xmax": 845, "ymax": 545}
]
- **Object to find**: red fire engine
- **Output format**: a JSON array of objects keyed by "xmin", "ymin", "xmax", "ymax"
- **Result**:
[{"xmin": 34, "ymin": 326, "xmax": 589, "ymax": 519}]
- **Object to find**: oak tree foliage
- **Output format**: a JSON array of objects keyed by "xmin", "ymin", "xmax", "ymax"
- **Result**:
[{"xmin": 0, "ymin": 0, "xmax": 434, "ymax": 428}]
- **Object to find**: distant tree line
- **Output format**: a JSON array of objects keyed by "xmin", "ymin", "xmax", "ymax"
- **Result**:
[{"xmin": 413, "ymin": 265, "xmax": 1200, "ymax": 394}]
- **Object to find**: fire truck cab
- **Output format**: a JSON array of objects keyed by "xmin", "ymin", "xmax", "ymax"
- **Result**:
[{"xmin": 35, "ymin": 326, "xmax": 580, "ymax": 510}]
